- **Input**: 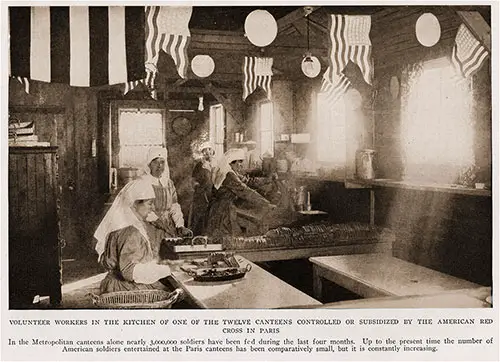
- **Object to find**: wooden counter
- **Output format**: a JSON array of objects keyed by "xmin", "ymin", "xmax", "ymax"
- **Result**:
[
  {"xmin": 169, "ymin": 256, "xmax": 321, "ymax": 309},
  {"xmin": 235, "ymin": 241, "xmax": 392, "ymax": 262}
]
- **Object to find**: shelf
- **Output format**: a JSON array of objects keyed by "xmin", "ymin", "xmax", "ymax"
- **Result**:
[
  {"xmin": 298, "ymin": 210, "xmax": 328, "ymax": 215},
  {"xmin": 359, "ymin": 178, "xmax": 491, "ymax": 197},
  {"xmin": 9, "ymin": 105, "xmax": 66, "ymax": 114}
]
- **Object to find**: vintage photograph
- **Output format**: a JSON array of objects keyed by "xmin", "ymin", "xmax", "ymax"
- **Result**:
[{"xmin": 6, "ymin": 3, "xmax": 493, "ymax": 311}]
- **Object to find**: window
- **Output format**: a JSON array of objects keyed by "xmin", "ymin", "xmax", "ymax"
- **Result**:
[
  {"xmin": 118, "ymin": 108, "xmax": 165, "ymax": 168},
  {"xmin": 259, "ymin": 101, "xmax": 274, "ymax": 157},
  {"xmin": 316, "ymin": 92, "xmax": 346, "ymax": 167},
  {"xmin": 401, "ymin": 57, "xmax": 473, "ymax": 182},
  {"xmin": 209, "ymin": 104, "xmax": 225, "ymax": 158}
]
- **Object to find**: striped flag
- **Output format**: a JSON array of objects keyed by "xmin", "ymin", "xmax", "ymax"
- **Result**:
[
  {"xmin": 451, "ymin": 24, "xmax": 489, "ymax": 79},
  {"xmin": 143, "ymin": 6, "xmax": 192, "ymax": 92},
  {"xmin": 243, "ymin": 57, "xmax": 273, "ymax": 100},
  {"xmin": 320, "ymin": 73, "xmax": 351, "ymax": 106},
  {"xmin": 9, "ymin": 6, "xmax": 146, "ymax": 91},
  {"xmin": 321, "ymin": 14, "xmax": 373, "ymax": 106}
]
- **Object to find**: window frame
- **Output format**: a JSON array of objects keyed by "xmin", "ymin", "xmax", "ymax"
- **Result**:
[
  {"xmin": 110, "ymin": 100, "xmax": 166, "ymax": 171},
  {"xmin": 314, "ymin": 90, "xmax": 348, "ymax": 169},
  {"xmin": 400, "ymin": 56, "xmax": 475, "ymax": 183},
  {"xmin": 258, "ymin": 99, "xmax": 274, "ymax": 157},
  {"xmin": 209, "ymin": 103, "xmax": 226, "ymax": 159}
]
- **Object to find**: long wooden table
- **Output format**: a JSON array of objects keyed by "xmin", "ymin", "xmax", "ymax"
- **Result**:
[
  {"xmin": 309, "ymin": 254, "xmax": 483, "ymax": 300},
  {"xmin": 169, "ymin": 256, "xmax": 321, "ymax": 309}
]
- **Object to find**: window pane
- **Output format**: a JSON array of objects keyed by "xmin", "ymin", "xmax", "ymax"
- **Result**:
[
  {"xmin": 118, "ymin": 109, "xmax": 164, "ymax": 168},
  {"xmin": 401, "ymin": 58, "xmax": 473, "ymax": 182},
  {"xmin": 317, "ymin": 93, "xmax": 346, "ymax": 166},
  {"xmin": 210, "ymin": 104, "xmax": 225, "ymax": 158},
  {"xmin": 260, "ymin": 102, "xmax": 274, "ymax": 156}
]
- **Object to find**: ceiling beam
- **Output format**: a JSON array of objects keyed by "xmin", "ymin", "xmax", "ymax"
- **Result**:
[
  {"xmin": 166, "ymin": 86, "xmax": 241, "ymax": 94},
  {"xmin": 189, "ymin": 28, "xmax": 328, "ymax": 56},
  {"xmin": 276, "ymin": 6, "xmax": 321, "ymax": 32},
  {"xmin": 307, "ymin": 17, "xmax": 328, "ymax": 34},
  {"xmin": 457, "ymin": 11, "xmax": 491, "ymax": 53},
  {"xmin": 190, "ymin": 41, "xmax": 328, "ymax": 57}
]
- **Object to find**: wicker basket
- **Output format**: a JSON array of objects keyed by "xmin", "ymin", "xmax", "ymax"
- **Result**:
[{"xmin": 89, "ymin": 288, "xmax": 183, "ymax": 309}]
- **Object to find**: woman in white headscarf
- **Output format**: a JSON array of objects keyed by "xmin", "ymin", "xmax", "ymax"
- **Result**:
[
  {"xmin": 137, "ymin": 146, "xmax": 192, "ymax": 239},
  {"xmin": 97, "ymin": 178, "xmax": 172, "ymax": 293},
  {"xmin": 206, "ymin": 148, "xmax": 275, "ymax": 237},
  {"xmin": 190, "ymin": 141, "xmax": 215, "ymax": 235}
]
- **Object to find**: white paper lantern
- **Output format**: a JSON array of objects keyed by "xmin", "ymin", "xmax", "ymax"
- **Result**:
[
  {"xmin": 244, "ymin": 10, "xmax": 278, "ymax": 47},
  {"xmin": 415, "ymin": 13, "xmax": 441, "ymax": 47},
  {"xmin": 301, "ymin": 55, "xmax": 321, "ymax": 78},
  {"xmin": 191, "ymin": 55, "xmax": 215, "ymax": 78}
]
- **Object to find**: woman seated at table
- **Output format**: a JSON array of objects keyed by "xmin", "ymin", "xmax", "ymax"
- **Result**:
[
  {"xmin": 206, "ymin": 148, "xmax": 276, "ymax": 237},
  {"xmin": 94, "ymin": 178, "xmax": 172, "ymax": 293}
]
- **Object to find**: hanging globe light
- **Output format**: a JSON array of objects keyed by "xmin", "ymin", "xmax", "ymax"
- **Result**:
[
  {"xmin": 301, "ymin": 54, "xmax": 321, "ymax": 78},
  {"xmin": 415, "ymin": 13, "xmax": 441, "ymax": 47},
  {"xmin": 244, "ymin": 10, "xmax": 278, "ymax": 47},
  {"xmin": 301, "ymin": 10, "xmax": 320, "ymax": 78},
  {"xmin": 191, "ymin": 55, "xmax": 215, "ymax": 78}
]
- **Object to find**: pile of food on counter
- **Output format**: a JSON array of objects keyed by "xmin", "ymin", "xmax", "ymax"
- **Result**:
[
  {"xmin": 213, "ymin": 222, "xmax": 394, "ymax": 250},
  {"xmin": 180, "ymin": 252, "xmax": 252, "ymax": 282}
]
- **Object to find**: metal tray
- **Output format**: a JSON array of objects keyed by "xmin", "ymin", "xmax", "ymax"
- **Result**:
[{"xmin": 181, "ymin": 264, "xmax": 252, "ymax": 282}]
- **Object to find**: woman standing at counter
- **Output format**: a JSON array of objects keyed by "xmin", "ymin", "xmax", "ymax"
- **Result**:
[
  {"xmin": 190, "ymin": 142, "xmax": 215, "ymax": 235},
  {"xmin": 138, "ymin": 146, "xmax": 193, "ymax": 240},
  {"xmin": 206, "ymin": 148, "xmax": 276, "ymax": 237}
]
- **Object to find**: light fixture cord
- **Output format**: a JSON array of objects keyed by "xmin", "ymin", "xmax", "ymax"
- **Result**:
[{"xmin": 307, "ymin": 15, "xmax": 310, "ymax": 52}]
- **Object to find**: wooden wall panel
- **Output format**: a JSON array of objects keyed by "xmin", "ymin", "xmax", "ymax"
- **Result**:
[
  {"xmin": 375, "ymin": 188, "xmax": 492, "ymax": 286},
  {"xmin": 370, "ymin": 7, "xmax": 492, "ymax": 286}
]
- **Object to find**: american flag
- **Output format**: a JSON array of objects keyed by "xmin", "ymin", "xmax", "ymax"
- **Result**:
[
  {"xmin": 451, "ymin": 24, "xmax": 489, "ymax": 79},
  {"xmin": 243, "ymin": 57, "xmax": 273, "ymax": 100},
  {"xmin": 321, "ymin": 14, "xmax": 373, "ymax": 106},
  {"xmin": 9, "ymin": 6, "xmax": 146, "ymax": 93},
  {"xmin": 143, "ymin": 6, "xmax": 192, "ymax": 93}
]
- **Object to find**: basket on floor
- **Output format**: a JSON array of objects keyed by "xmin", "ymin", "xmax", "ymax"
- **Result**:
[{"xmin": 89, "ymin": 288, "xmax": 183, "ymax": 309}]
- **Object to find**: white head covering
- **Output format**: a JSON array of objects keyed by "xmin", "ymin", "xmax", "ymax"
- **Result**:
[
  {"xmin": 212, "ymin": 148, "xmax": 246, "ymax": 190},
  {"xmin": 199, "ymin": 141, "xmax": 215, "ymax": 153},
  {"xmin": 94, "ymin": 178, "xmax": 156, "ymax": 259},
  {"xmin": 144, "ymin": 146, "xmax": 170, "ymax": 183}
]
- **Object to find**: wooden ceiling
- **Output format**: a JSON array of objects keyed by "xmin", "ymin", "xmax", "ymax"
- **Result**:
[{"xmin": 154, "ymin": 5, "xmax": 490, "ymax": 103}]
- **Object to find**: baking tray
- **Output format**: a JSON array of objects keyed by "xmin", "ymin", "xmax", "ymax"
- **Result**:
[
  {"xmin": 180, "ymin": 254, "xmax": 252, "ymax": 282},
  {"xmin": 181, "ymin": 265, "xmax": 252, "ymax": 282}
]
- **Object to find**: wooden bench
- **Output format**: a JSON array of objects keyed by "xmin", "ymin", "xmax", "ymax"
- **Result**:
[{"xmin": 309, "ymin": 254, "xmax": 483, "ymax": 301}]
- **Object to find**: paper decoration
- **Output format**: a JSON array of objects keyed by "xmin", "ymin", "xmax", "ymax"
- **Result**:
[
  {"xmin": 301, "ymin": 55, "xmax": 321, "ymax": 78},
  {"xmin": 9, "ymin": 6, "xmax": 145, "ymax": 89},
  {"xmin": 320, "ymin": 15, "xmax": 373, "ymax": 107},
  {"xmin": 198, "ymin": 96, "xmax": 204, "ymax": 111},
  {"xmin": 242, "ymin": 57, "xmax": 273, "ymax": 100},
  {"xmin": 244, "ymin": 10, "xmax": 278, "ymax": 47},
  {"xmin": 144, "ymin": 6, "xmax": 192, "ymax": 92},
  {"xmin": 451, "ymin": 24, "xmax": 489, "ymax": 79},
  {"xmin": 191, "ymin": 55, "xmax": 215, "ymax": 78},
  {"xmin": 415, "ymin": 13, "xmax": 441, "ymax": 47}
]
